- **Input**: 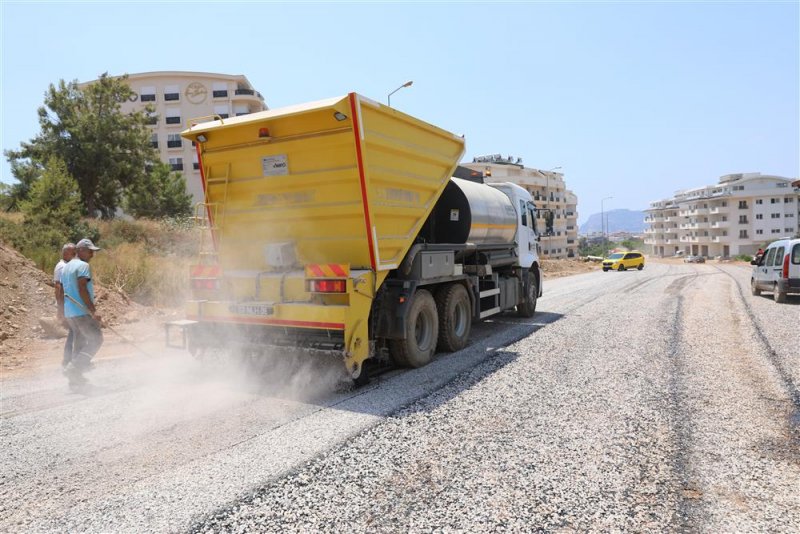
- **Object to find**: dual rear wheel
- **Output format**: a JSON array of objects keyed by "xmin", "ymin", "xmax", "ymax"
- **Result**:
[{"xmin": 389, "ymin": 284, "xmax": 472, "ymax": 368}]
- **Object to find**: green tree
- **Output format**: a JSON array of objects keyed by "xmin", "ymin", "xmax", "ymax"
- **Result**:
[
  {"xmin": 124, "ymin": 162, "xmax": 193, "ymax": 218},
  {"xmin": 20, "ymin": 157, "xmax": 82, "ymax": 229},
  {"xmin": 0, "ymin": 159, "xmax": 42, "ymax": 211},
  {"xmin": 4, "ymin": 73, "xmax": 158, "ymax": 218}
]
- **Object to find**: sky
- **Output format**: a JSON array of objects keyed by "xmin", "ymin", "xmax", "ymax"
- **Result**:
[{"xmin": 1, "ymin": 1, "xmax": 798, "ymax": 224}]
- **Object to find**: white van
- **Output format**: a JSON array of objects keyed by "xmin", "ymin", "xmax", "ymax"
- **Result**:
[{"xmin": 750, "ymin": 238, "xmax": 800, "ymax": 303}]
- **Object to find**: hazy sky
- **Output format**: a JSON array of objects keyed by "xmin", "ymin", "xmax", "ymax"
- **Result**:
[{"xmin": 2, "ymin": 1, "xmax": 798, "ymax": 223}]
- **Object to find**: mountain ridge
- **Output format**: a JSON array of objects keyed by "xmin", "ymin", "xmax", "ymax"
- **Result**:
[{"xmin": 580, "ymin": 209, "xmax": 645, "ymax": 234}]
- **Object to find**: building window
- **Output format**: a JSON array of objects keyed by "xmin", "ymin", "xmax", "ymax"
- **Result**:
[
  {"xmin": 733, "ymin": 185, "xmax": 744, "ymax": 191},
  {"xmin": 756, "ymin": 199, "xmax": 763, "ymax": 205},
  {"xmin": 756, "ymin": 229, "xmax": 763, "ymax": 235},
  {"xmin": 167, "ymin": 134, "xmax": 182, "ymax": 148},
  {"xmin": 140, "ymin": 85, "xmax": 156, "ymax": 102},
  {"xmin": 169, "ymin": 157, "xmax": 183, "ymax": 171},
  {"xmin": 771, "ymin": 213, "xmax": 781, "ymax": 219},
  {"xmin": 776, "ymin": 182, "xmax": 788, "ymax": 188},
  {"xmin": 771, "ymin": 198, "xmax": 779, "ymax": 204},
  {"xmin": 771, "ymin": 229, "xmax": 781, "ymax": 234},
  {"xmin": 738, "ymin": 215, "xmax": 748, "ymax": 224},
  {"xmin": 739, "ymin": 230, "xmax": 748, "ymax": 238},
  {"xmin": 145, "ymin": 113, "xmax": 158, "ymax": 125},
  {"xmin": 150, "ymin": 133, "xmax": 158, "ymax": 148},
  {"xmin": 786, "ymin": 213, "xmax": 795, "ymax": 218},
  {"xmin": 787, "ymin": 228, "xmax": 795, "ymax": 233},
  {"xmin": 212, "ymin": 82, "xmax": 228, "ymax": 98},
  {"xmin": 164, "ymin": 84, "xmax": 179, "ymax": 101},
  {"xmin": 738, "ymin": 201, "xmax": 748, "ymax": 209},
  {"xmin": 165, "ymin": 106, "xmax": 181, "ymax": 125},
  {"xmin": 786, "ymin": 197, "xmax": 795, "ymax": 203},
  {"xmin": 166, "ymin": 116, "xmax": 181, "ymax": 125},
  {"xmin": 756, "ymin": 214, "xmax": 763, "ymax": 220},
  {"xmin": 214, "ymin": 105, "xmax": 229, "ymax": 119}
]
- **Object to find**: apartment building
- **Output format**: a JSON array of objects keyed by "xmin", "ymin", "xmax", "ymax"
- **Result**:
[
  {"xmin": 84, "ymin": 71, "xmax": 268, "ymax": 204},
  {"xmin": 644, "ymin": 173, "xmax": 799, "ymax": 257},
  {"xmin": 463, "ymin": 155, "xmax": 579, "ymax": 258}
]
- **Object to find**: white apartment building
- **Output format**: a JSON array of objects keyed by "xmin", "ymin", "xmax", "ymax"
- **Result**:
[
  {"xmin": 644, "ymin": 173, "xmax": 799, "ymax": 258},
  {"xmin": 84, "ymin": 71, "xmax": 268, "ymax": 203},
  {"xmin": 464, "ymin": 155, "xmax": 579, "ymax": 258}
]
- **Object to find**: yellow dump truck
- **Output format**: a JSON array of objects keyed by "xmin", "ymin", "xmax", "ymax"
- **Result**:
[{"xmin": 172, "ymin": 93, "xmax": 549, "ymax": 381}]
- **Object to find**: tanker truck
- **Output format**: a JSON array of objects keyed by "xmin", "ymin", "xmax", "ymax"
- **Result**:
[{"xmin": 170, "ymin": 93, "xmax": 551, "ymax": 381}]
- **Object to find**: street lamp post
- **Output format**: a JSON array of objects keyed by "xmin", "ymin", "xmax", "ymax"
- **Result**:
[
  {"xmin": 601, "ymin": 196, "xmax": 613, "ymax": 257},
  {"xmin": 387, "ymin": 80, "xmax": 413, "ymax": 107}
]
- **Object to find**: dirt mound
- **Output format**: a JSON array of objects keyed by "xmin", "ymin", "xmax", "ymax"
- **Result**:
[
  {"xmin": 0, "ymin": 242, "xmax": 144, "ymax": 363},
  {"xmin": 540, "ymin": 258, "xmax": 598, "ymax": 279}
]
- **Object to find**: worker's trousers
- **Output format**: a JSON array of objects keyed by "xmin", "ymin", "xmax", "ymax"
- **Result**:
[{"xmin": 66, "ymin": 315, "xmax": 103, "ymax": 370}]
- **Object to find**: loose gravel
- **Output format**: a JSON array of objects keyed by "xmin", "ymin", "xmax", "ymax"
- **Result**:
[{"xmin": 195, "ymin": 262, "xmax": 799, "ymax": 532}]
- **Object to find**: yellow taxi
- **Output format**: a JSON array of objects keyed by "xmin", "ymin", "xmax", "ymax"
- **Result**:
[{"xmin": 602, "ymin": 251, "xmax": 645, "ymax": 272}]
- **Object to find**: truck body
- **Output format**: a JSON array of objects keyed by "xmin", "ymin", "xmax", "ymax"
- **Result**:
[{"xmin": 178, "ymin": 93, "xmax": 546, "ymax": 378}]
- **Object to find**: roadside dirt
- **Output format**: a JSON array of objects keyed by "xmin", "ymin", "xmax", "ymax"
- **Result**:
[
  {"xmin": 540, "ymin": 258, "xmax": 599, "ymax": 279},
  {"xmin": 0, "ymin": 243, "xmax": 148, "ymax": 373}
]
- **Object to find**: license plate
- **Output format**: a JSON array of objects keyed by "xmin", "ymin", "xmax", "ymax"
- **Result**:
[{"xmin": 230, "ymin": 303, "xmax": 274, "ymax": 316}]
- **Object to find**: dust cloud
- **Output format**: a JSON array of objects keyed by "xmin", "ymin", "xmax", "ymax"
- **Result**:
[{"xmin": 7, "ymin": 322, "xmax": 354, "ymax": 466}]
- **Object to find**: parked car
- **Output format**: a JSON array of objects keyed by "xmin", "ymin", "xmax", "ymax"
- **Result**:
[
  {"xmin": 683, "ymin": 255, "xmax": 706, "ymax": 263},
  {"xmin": 602, "ymin": 251, "xmax": 645, "ymax": 272},
  {"xmin": 750, "ymin": 238, "xmax": 800, "ymax": 303}
]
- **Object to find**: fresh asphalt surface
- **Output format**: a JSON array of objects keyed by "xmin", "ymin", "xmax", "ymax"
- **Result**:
[{"xmin": 1, "ymin": 262, "xmax": 798, "ymax": 532}]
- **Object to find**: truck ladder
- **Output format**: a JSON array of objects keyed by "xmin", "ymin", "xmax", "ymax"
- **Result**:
[{"xmin": 194, "ymin": 162, "xmax": 231, "ymax": 263}]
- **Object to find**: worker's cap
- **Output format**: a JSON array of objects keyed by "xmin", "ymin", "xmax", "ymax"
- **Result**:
[{"xmin": 76, "ymin": 238, "xmax": 101, "ymax": 251}]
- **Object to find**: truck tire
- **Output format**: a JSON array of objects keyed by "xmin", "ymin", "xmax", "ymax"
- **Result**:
[
  {"xmin": 390, "ymin": 289, "xmax": 439, "ymax": 368},
  {"xmin": 517, "ymin": 272, "xmax": 538, "ymax": 318},
  {"xmin": 436, "ymin": 283, "xmax": 472, "ymax": 352}
]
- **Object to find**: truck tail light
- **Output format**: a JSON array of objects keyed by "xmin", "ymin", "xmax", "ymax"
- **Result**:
[
  {"xmin": 192, "ymin": 278, "xmax": 220, "ymax": 290},
  {"xmin": 308, "ymin": 279, "xmax": 346, "ymax": 293},
  {"xmin": 783, "ymin": 253, "xmax": 790, "ymax": 279}
]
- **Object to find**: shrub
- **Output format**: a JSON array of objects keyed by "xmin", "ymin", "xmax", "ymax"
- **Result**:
[
  {"xmin": 92, "ymin": 241, "xmax": 191, "ymax": 306},
  {"xmin": 735, "ymin": 254, "xmax": 753, "ymax": 262}
]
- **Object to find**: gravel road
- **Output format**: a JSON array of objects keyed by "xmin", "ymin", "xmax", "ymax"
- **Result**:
[{"xmin": 2, "ymin": 261, "xmax": 797, "ymax": 532}]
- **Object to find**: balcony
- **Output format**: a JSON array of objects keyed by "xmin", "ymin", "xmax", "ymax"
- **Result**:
[
  {"xmin": 710, "ymin": 221, "xmax": 728, "ymax": 228},
  {"xmin": 680, "ymin": 223, "xmax": 699, "ymax": 230},
  {"xmin": 167, "ymin": 140, "xmax": 182, "ymax": 148}
]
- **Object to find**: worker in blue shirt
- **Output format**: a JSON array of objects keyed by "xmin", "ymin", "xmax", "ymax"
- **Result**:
[{"xmin": 59, "ymin": 238, "xmax": 104, "ymax": 381}]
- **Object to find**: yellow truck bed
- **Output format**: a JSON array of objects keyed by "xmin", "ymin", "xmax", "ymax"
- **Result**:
[{"xmin": 181, "ymin": 93, "xmax": 465, "ymax": 377}]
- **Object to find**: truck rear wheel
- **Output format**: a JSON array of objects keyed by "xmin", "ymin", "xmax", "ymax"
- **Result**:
[
  {"xmin": 436, "ymin": 283, "xmax": 472, "ymax": 352},
  {"xmin": 517, "ymin": 272, "xmax": 538, "ymax": 318},
  {"xmin": 390, "ymin": 289, "xmax": 438, "ymax": 368}
]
